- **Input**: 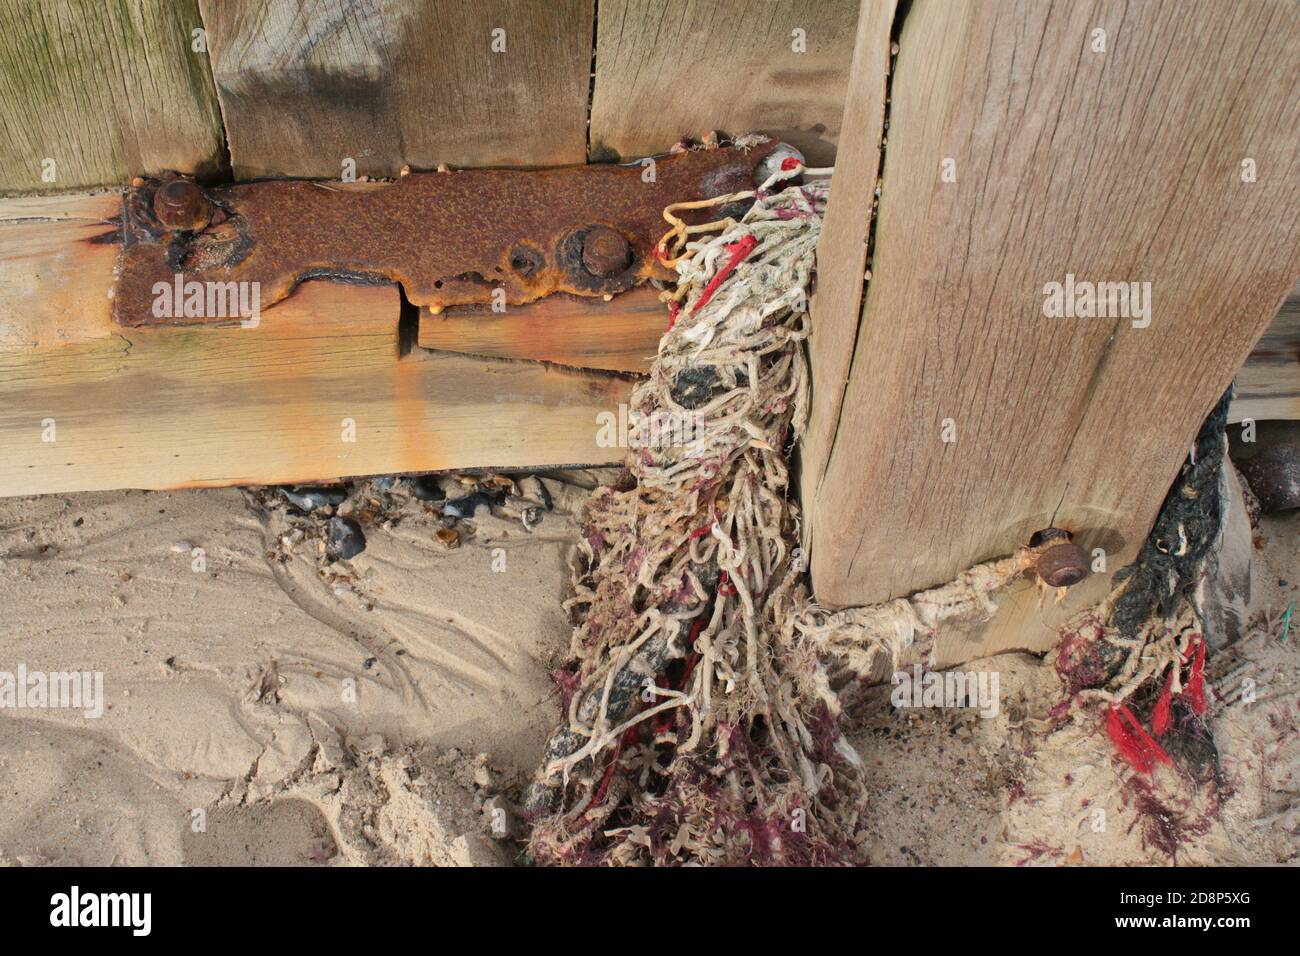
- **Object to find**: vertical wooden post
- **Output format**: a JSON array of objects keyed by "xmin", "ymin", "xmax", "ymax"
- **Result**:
[{"xmin": 805, "ymin": 0, "xmax": 1300, "ymax": 613}]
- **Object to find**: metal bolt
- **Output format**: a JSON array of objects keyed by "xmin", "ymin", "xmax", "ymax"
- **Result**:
[
  {"xmin": 1037, "ymin": 540, "xmax": 1090, "ymax": 587},
  {"xmin": 581, "ymin": 226, "xmax": 631, "ymax": 277},
  {"xmin": 153, "ymin": 179, "xmax": 211, "ymax": 231}
]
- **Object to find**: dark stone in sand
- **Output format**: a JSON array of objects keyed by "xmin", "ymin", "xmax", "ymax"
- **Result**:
[
  {"xmin": 532, "ymin": 476, "xmax": 554, "ymax": 511},
  {"xmin": 408, "ymin": 476, "xmax": 446, "ymax": 502},
  {"xmin": 1231, "ymin": 421, "xmax": 1299, "ymax": 514},
  {"xmin": 326, "ymin": 516, "xmax": 366, "ymax": 559},
  {"xmin": 442, "ymin": 492, "xmax": 491, "ymax": 519}
]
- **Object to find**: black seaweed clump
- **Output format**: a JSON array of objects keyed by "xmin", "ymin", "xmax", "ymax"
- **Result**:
[{"xmin": 1110, "ymin": 388, "xmax": 1232, "ymax": 639}]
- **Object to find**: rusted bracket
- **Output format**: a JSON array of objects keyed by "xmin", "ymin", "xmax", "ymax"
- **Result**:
[{"xmin": 112, "ymin": 142, "xmax": 777, "ymax": 327}]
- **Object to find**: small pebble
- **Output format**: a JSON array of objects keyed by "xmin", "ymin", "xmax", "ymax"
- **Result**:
[
  {"xmin": 443, "ymin": 492, "xmax": 490, "ymax": 519},
  {"xmin": 170, "ymin": 540, "xmax": 193, "ymax": 553},
  {"xmin": 280, "ymin": 486, "xmax": 347, "ymax": 513},
  {"xmin": 326, "ymin": 516, "xmax": 366, "ymax": 560},
  {"xmin": 408, "ymin": 476, "xmax": 446, "ymax": 502}
]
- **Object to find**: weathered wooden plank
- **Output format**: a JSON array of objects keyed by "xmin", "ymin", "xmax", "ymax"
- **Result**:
[
  {"xmin": 198, "ymin": 0, "xmax": 595, "ymax": 179},
  {"xmin": 589, "ymin": 0, "xmax": 859, "ymax": 165},
  {"xmin": 0, "ymin": 192, "xmax": 121, "ymax": 349},
  {"xmin": 807, "ymin": 0, "xmax": 1300, "ymax": 609},
  {"xmin": 1230, "ymin": 283, "xmax": 1299, "ymax": 423},
  {"xmin": 0, "ymin": 195, "xmax": 635, "ymax": 497},
  {"xmin": 0, "ymin": 281, "xmax": 630, "ymax": 497},
  {"xmin": 0, "ymin": 0, "xmax": 225, "ymax": 192},
  {"xmin": 418, "ymin": 287, "xmax": 665, "ymax": 374}
]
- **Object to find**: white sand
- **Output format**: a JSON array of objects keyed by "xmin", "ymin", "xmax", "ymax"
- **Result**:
[
  {"xmin": 0, "ymin": 476, "xmax": 1294, "ymax": 865},
  {"xmin": 0, "ymin": 473, "xmax": 605, "ymax": 865}
]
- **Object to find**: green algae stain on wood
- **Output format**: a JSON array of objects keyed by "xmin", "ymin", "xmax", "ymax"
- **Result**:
[{"xmin": 0, "ymin": 0, "xmax": 226, "ymax": 193}]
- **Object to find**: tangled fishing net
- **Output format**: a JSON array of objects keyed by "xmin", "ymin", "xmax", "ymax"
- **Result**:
[
  {"xmin": 522, "ymin": 152, "xmax": 1057, "ymax": 865},
  {"xmin": 523, "ymin": 161, "xmax": 847, "ymax": 865},
  {"xmin": 520, "ymin": 139, "xmax": 1237, "ymax": 864}
]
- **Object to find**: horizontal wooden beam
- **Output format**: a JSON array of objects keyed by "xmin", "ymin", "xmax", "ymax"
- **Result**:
[
  {"xmin": 0, "ymin": 280, "xmax": 631, "ymax": 497},
  {"xmin": 1229, "ymin": 283, "xmax": 1299, "ymax": 423},
  {"xmin": 0, "ymin": 173, "xmax": 1289, "ymax": 501},
  {"xmin": 0, "ymin": 193, "xmax": 638, "ymax": 498}
]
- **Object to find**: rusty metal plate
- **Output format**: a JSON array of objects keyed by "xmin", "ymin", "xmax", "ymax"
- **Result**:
[{"xmin": 112, "ymin": 142, "xmax": 777, "ymax": 327}]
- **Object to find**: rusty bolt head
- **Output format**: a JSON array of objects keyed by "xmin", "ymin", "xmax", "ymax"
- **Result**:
[
  {"xmin": 1037, "ymin": 541, "xmax": 1090, "ymax": 588},
  {"xmin": 153, "ymin": 179, "xmax": 211, "ymax": 232},
  {"xmin": 581, "ymin": 226, "xmax": 631, "ymax": 277}
]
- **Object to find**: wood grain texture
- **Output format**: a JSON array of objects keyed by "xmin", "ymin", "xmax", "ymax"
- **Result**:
[
  {"xmin": 0, "ymin": 195, "xmax": 636, "ymax": 497},
  {"xmin": 807, "ymin": 0, "xmax": 1300, "ymax": 608},
  {"xmin": 589, "ymin": 0, "xmax": 859, "ymax": 165},
  {"xmin": 803, "ymin": 0, "xmax": 895, "ymax": 493},
  {"xmin": 1230, "ymin": 283, "xmax": 1299, "ymax": 423},
  {"xmin": 419, "ymin": 287, "xmax": 665, "ymax": 374},
  {"xmin": 0, "ymin": 282, "xmax": 630, "ymax": 497},
  {"xmin": 0, "ymin": 0, "xmax": 225, "ymax": 192},
  {"xmin": 198, "ymin": 0, "xmax": 595, "ymax": 179},
  {"xmin": 0, "ymin": 192, "xmax": 121, "ymax": 348}
]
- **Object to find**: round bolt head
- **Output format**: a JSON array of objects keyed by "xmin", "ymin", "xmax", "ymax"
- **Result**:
[
  {"xmin": 1037, "ymin": 541, "xmax": 1090, "ymax": 588},
  {"xmin": 581, "ymin": 226, "xmax": 631, "ymax": 277},
  {"xmin": 153, "ymin": 179, "xmax": 211, "ymax": 232}
]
